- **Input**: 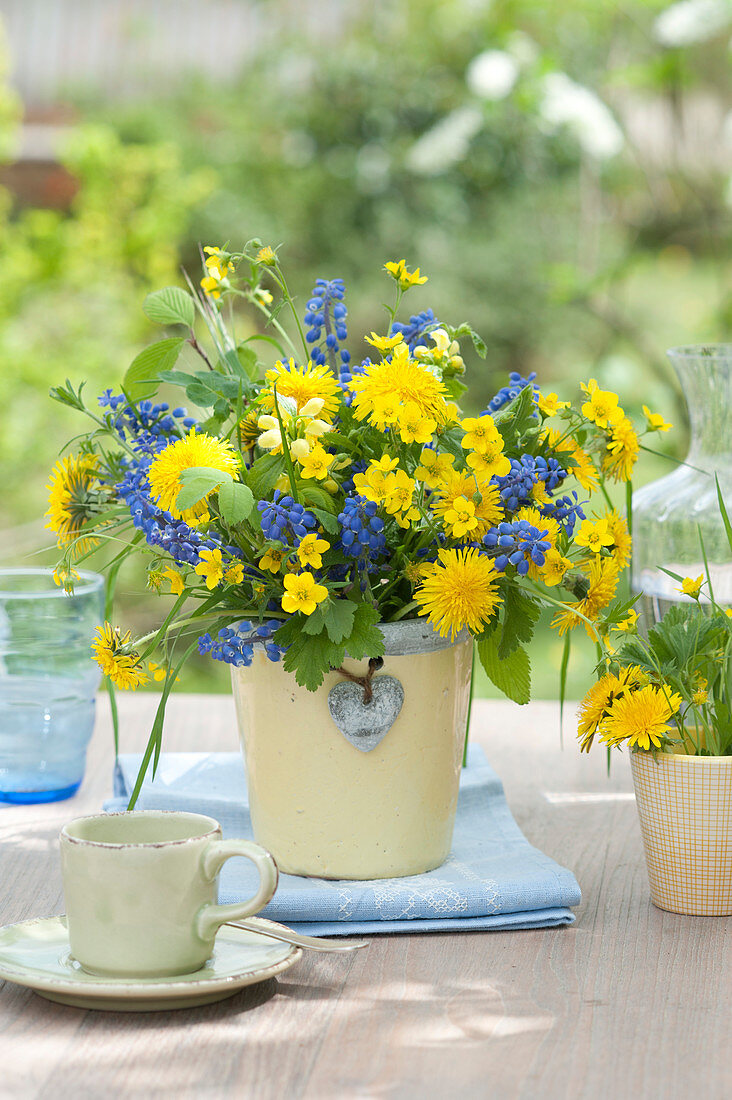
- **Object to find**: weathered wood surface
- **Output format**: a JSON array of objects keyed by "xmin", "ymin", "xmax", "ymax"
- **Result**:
[{"xmin": 0, "ymin": 695, "xmax": 730, "ymax": 1100}]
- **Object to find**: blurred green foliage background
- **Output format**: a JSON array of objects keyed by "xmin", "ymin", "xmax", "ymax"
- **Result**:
[{"xmin": 1, "ymin": 0, "xmax": 730, "ymax": 697}]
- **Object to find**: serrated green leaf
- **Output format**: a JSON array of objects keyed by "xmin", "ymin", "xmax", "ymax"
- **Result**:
[
  {"xmin": 281, "ymin": 629, "xmax": 346, "ymax": 691},
  {"xmin": 247, "ymin": 453, "xmax": 286, "ymax": 500},
  {"xmin": 346, "ymin": 603, "xmax": 385, "ymax": 660},
  {"xmin": 218, "ymin": 480, "xmax": 255, "ymax": 525},
  {"xmin": 124, "ymin": 338, "xmax": 184, "ymax": 399},
  {"xmin": 143, "ymin": 287, "xmax": 196, "ymax": 328},
  {"xmin": 176, "ymin": 466, "xmax": 231, "ymax": 511},
  {"xmin": 450, "ymin": 321, "xmax": 487, "ymax": 359},
  {"xmin": 300, "ymin": 485, "xmax": 338, "ymax": 514},
  {"xmin": 498, "ymin": 586, "xmax": 541, "ymax": 659},
  {"xmin": 321, "ymin": 600, "xmax": 356, "ymax": 644},
  {"xmin": 477, "ymin": 632, "xmax": 531, "ymax": 704},
  {"xmin": 157, "ymin": 369, "xmax": 196, "ymax": 387}
]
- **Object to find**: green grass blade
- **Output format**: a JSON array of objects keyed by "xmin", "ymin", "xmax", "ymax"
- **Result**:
[{"xmin": 716, "ymin": 475, "xmax": 732, "ymax": 555}]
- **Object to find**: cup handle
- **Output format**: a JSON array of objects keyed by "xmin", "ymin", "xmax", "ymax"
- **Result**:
[{"xmin": 194, "ymin": 839, "xmax": 279, "ymax": 943}]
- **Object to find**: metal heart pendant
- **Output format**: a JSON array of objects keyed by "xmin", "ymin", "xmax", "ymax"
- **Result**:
[{"xmin": 327, "ymin": 675, "xmax": 405, "ymax": 753}]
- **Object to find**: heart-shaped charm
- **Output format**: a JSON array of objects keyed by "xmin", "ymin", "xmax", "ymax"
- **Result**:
[{"xmin": 327, "ymin": 675, "xmax": 405, "ymax": 753}]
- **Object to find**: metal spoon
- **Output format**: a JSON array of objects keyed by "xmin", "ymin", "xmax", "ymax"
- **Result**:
[{"xmin": 225, "ymin": 917, "xmax": 369, "ymax": 953}]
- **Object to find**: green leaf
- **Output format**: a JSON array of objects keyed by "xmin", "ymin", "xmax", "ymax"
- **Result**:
[
  {"xmin": 449, "ymin": 321, "xmax": 487, "ymax": 359},
  {"xmin": 218, "ymin": 480, "xmax": 255, "ymax": 525},
  {"xmin": 281, "ymin": 628, "xmax": 346, "ymax": 691},
  {"xmin": 236, "ymin": 345, "xmax": 260, "ymax": 381},
  {"xmin": 346, "ymin": 603, "xmax": 385, "ymax": 660},
  {"xmin": 143, "ymin": 287, "xmax": 195, "ymax": 328},
  {"xmin": 477, "ymin": 632, "xmax": 531, "ymax": 704},
  {"xmin": 498, "ymin": 586, "xmax": 541, "ymax": 659},
  {"xmin": 310, "ymin": 507, "xmax": 340, "ymax": 534},
  {"xmin": 185, "ymin": 372, "xmax": 242, "ymax": 407},
  {"xmin": 157, "ymin": 369, "xmax": 196, "ymax": 387},
  {"xmin": 247, "ymin": 453, "xmax": 286, "ymax": 500},
  {"xmin": 176, "ymin": 466, "xmax": 232, "ymax": 511},
  {"xmin": 493, "ymin": 384, "xmax": 536, "ymax": 449},
  {"xmin": 124, "ymin": 338, "xmax": 184, "ymax": 400},
  {"xmin": 321, "ymin": 600, "xmax": 356, "ymax": 644},
  {"xmin": 300, "ymin": 485, "xmax": 338, "ymax": 514},
  {"xmin": 716, "ymin": 475, "xmax": 732, "ymax": 556}
]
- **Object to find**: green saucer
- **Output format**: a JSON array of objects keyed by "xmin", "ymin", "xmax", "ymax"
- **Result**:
[{"xmin": 0, "ymin": 916, "xmax": 301, "ymax": 1011}]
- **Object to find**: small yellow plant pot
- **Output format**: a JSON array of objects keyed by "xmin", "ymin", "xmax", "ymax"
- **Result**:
[
  {"xmin": 232, "ymin": 620, "xmax": 473, "ymax": 880},
  {"xmin": 630, "ymin": 751, "xmax": 732, "ymax": 915}
]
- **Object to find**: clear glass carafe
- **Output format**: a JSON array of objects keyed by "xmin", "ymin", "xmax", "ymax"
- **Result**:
[{"xmin": 632, "ymin": 345, "xmax": 732, "ymax": 622}]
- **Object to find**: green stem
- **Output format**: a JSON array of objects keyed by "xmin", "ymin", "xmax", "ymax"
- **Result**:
[{"xmin": 271, "ymin": 385, "xmax": 300, "ymax": 504}]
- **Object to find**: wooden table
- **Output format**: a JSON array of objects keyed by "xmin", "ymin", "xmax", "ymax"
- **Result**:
[{"xmin": 0, "ymin": 695, "xmax": 730, "ymax": 1099}]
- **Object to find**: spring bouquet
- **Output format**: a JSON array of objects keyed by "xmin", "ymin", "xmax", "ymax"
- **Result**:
[
  {"xmin": 46, "ymin": 243, "xmax": 665, "ymax": 749},
  {"xmin": 578, "ymin": 489, "xmax": 732, "ymax": 758}
]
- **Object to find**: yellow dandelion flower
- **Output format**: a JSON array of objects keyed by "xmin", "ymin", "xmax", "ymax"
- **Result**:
[
  {"xmin": 263, "ymin": 359, "xmax": 341, "ymax": 423},
  {"xmin": 45, "ymin": 453, "xmax": 100, "ymax": 555},
  {"xmin": 256, "ymin": 245, "xmax": 277, "ymax": 266},
  {"xmin": 614, "ymin": 609, "xmax": 638, "ymax": 632},
  {"xmin": 581, "ymin": 379, "xmax": 624, "ymax": 429},
  {"xmin": 577, "ymin": 665, "xmax": 647, "ymax": 751},
  {"xmin": 297, "ymin": 533, "xmax": 330, "ymax": 570},
  {"xmin": 53, "ymin": 565, "xmax": 80, "ymax": 591},
  {"xmin": 605, "ymin": 510, "xmax": 632, "ymax": 569},
  {"xmin": 443, "ymin": 496, "xmax": 479, "ymax": 539},
  {"xmin": 281, "ymin": 571, "xmax": 329, "ymax": 616},
  {"xmin": 238, "ymin": 410, "xmax": 262, "ymax": 449},
  {"xmin": 147, "ymin": 431, "xmax": 239, "ymax": 526},
  {"xmin": 551, "ymin": 556, "xmax": 620, "ymax": 638},
  {"xmin": 91, "ymin": 623, "xmax": 148, "ymax": 691},
  {"xmin": 642, "ymin": 405, "xmax": 672, "ymax": 433},
  {"xmin": 601, "ymin": 684, "xmax": 683, "ymax": 751},
  {"xmin": 350, "ymin": 343, "xmax": 450, "ymax": 430},
  {"xmin": 679, "ymin": 574, "xmax": 704, "ymax": 599},
  {"xmin": 602, "ymin": 417, "xmax": 639, "ymax": 483},
  {"xmin": 404, "ymin": 559, "xmax": 436, "ymax": 585},
  {"xmin": 384, "ymin": 259, "xmax": 428, "ymax": 289},
  {"xmin": 415, "ymin": 547, "xmax": 502, "ymax": 640},
  {"xmin": 146, "ymin": 570, "xmax": 165, "ymax": 592},
  {"xmin": 194, "ymin": 548, "xmax": 225, "ymax": 590},
  {"xmin": 371, "ymin": 393, "xmax": 401, "ymax": 426}
]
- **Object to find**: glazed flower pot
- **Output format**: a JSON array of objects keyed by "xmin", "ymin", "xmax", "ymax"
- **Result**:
[
  {"xmin": 630, "ymin": 751, "xmax": 732, "ymax": 915},
  {"xmin": 231, "ymin": 619, "xmax": 473, "ymax": 880}
]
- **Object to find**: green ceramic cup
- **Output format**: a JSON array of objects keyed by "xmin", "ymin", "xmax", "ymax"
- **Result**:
[{"xmin": 60, "ymin": 811, "xmax": 279, "ymax": 978}]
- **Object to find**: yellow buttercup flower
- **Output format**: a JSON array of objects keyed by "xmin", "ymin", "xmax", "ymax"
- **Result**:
[
  {"xmin": 415, "ymin": 449, "xmax": 455, "ymax": 489},
  {"xmin": 45, "ymin": 453, "xmax": 100, "ymax": 555},
  {"xmin": 224, "ymin": 561, "xmax": 245, "ymax": 586},
  {"xmin": 384, "ymin": 470, "xmax": 417, "ymax": 517},
  {"xmin": 577, "ymin": 665, "xmax": 646, "ymax": 751},
  {"xmin": 581, "ymin": 379, "xmax": 624, "ymax": 429},
  {"xmin": 397, "ymin": 401, "xmax": 436, "ymax": 445},
  {"xmin": 539, "ymin": 547, "xmax": 572, "ymax": 587},
  {"xmin": 466, "ymin": 447, "xmax": 512, "ymax": 480},
  {"xmin": 351, "ymin": 343, "xmax": 450, "ymax": 431},
  {"xmin": 574, "ymin": 517, "xmax": 614, "ymax": 555},
  {"xmin": 201, "ymin": 246, "xmax": 234, "ymax": 298},
  {"xmin": 91, "ymin": 623, "xmax": 148, "ymax": 691},
  {"xmin": 537, "ymin": 392, "xmax": 570, "ymax": 417},
  {"xmin": 195, "ymin": 548, "xmax": 225, "ymax": 590},
  {"xmin": 602, "ymin": 417, "xmax": 639, "ymax": 483},
  {"xmin": 353, "ymin": 456, "xmax": 400, "ymax": 505},
  {"xmin": 384, "ymin": 259, "xmax": 428, "ymax": 290},
  {"xmin": 147, "ymin": 431, "xmax": 239, "ymax": 525},
  {"xmin": 601, "ymin": 684, "xmax": 683, "ymax": 751},
  {"xmin": 443, "ymin": 496, "xmax": 479, "ymax": 539},
  {"xmin": 297, "ymin": 533, "xmax": 330, "ymax": 570},
  {"xmin": 679, "ymin": 574, "xmax": 704, "ymax": 599},
  {"xmin": 263, "ymin": 359, "xmax": 341, "ymax": 423},
  {"xmin": 430, "ymin": 469, "xmax": 503, "ymax": 539},
  {"xmin": 365, "ymin": 332, "xmax": 405, "ymax": 354},
  {"xmin": 298, "ymin": 444, "xmax": 333, "ymax": 481},
  {"xmin": 415, "ymin": 547, "xmax": 502, "ymax": 640},
  {"xmin": 260, "ymin": 546, "xmax": 286, "ymax": 574},
  {"xmin": 163, "ymin": 567, "xmax": 186, "ymax": 595},
  {"xmin": 460, "ymin": 414, "xmax": 501, "ymax": 455},
  {"xmin": 642, "ymin": 405, "xmax": 672, "ymax": 433},
  {"xmin": 281, "ymin": 571, "xmax": 329, "ymax": 616}
]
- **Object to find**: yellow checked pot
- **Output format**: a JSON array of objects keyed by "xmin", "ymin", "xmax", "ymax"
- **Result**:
[
  {"xmin": 630, "ymin": 751, "xmax": 732, "ymax": 916},
  {"xmin": 232, "ymin": 619, "xmax": 473, "ymax": 879}
]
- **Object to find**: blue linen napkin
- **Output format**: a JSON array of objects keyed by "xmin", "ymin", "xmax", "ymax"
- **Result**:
[{"xmin": 104, "ymin": 745, "xmax": 580, "ymax": 934}]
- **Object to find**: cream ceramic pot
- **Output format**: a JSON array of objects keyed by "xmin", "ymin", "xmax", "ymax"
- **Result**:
[
  {"xmin": 60, "ymin": 811, "xmax": 279, "ymax": 977},
  {"xmin": 630, "ymin": 751, "xmax": 732, "ymax": 916},
  {"xmin": 232, "ymin": 620, "xmax": 473, "ymax": 880}
]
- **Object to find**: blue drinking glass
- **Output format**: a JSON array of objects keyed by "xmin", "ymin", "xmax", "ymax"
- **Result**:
[{"xmin": 0, "ymin": 569, "xmax": 104, "ymax": 804}]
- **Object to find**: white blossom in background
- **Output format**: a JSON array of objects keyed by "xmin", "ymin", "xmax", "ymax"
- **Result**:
[
  {"xmin": 722, "ymin": 109, "xmax": 732, "ymax": 148},
  {"xmin": 405, "ymin": 106, "xmax": 483, "ymax": 176},
  {"xmin": 505, "ymin": 31, "xmax": 540, "ymax": 68},
  {"xmin": 466, "ymin": 49, "xmax": 519, "ymax": 100},
  {"xmin": 653, "ymin": 0, "xmax": 732, "ymax": 46},
  {"xmin": 539, "ymin": 72, "xmax": 625, "ymax": 160}
]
